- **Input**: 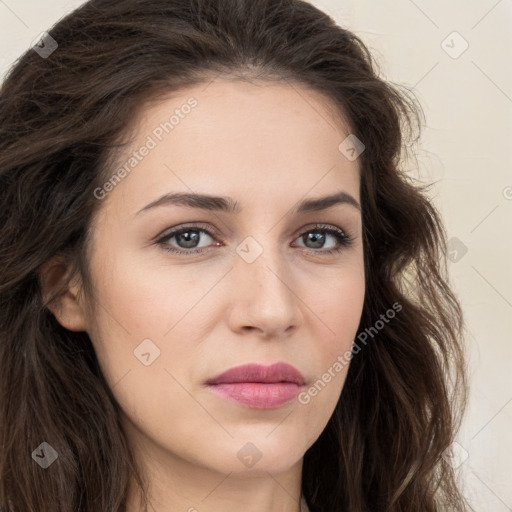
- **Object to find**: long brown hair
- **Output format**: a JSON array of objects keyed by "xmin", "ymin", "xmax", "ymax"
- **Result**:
[{"xmin": 0, "ymin": 0, "xmax": 467, "ymax": 510}]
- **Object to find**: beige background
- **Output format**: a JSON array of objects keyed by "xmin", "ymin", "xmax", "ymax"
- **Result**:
[{"xmin": 1, "ymin": 0, "xmax": 511, "ymax": 510}]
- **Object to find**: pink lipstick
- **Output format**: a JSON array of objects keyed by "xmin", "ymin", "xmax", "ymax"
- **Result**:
[{"xmin": 205, "ymin": 362, "xmax": 305, "ymax": 409}]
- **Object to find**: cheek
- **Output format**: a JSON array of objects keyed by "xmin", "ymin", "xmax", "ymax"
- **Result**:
[
  {"xmin": 85, "ymin": 238, "xmax": 365, "ymax": 461},
  {"xmin": 298, "ymin": 267, "xmax": 365, "ymax": 421},
  {"xmin": 86, "ymin": 248, "xmax": 227, "ymax": 407},
  {"xmin": 85, "ymin": 256, "xmax": 210, "ymax": 444},
  {"xmin": 92, "ymin": 247, "xmax": 365, "ymax": 391},
  {"xmin": 91, "ymin": 247, "xmax": 215, "ymax": 342},
  {"xmin": 311, "ymin": 263, "xmax": 365, "ymax": 346}
]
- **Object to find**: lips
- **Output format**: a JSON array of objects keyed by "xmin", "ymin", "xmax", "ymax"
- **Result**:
[
  {"xmin": 205, "ymin": 362, "xmax": 306, "ymax": 409},
  {"xmin": 206, "ymin": 362, "xmax": 306, "ymax": 386}
]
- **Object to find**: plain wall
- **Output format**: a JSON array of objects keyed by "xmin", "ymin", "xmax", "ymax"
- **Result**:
[{"xmin": 1, "ymin": 1, "xmax": 511, "ymax": 510}]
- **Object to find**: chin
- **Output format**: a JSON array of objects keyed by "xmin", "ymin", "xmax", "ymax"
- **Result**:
[{"xmin": 202, "ymin": 435, "xmax": 307, "ymax": 476}]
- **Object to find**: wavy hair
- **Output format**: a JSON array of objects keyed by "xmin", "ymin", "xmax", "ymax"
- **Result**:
[{"xmin": 0, "ymin": 0, "xmax": 467, "ymax": 510}]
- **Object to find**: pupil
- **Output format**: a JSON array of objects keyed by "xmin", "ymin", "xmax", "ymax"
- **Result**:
[
  {"xmin": 305, "ymin": 231, "xmax": 325, "ymax": 249},
  {"xmin": 177, "ymin": 230, "xmax": 199, "ymax": 248}
]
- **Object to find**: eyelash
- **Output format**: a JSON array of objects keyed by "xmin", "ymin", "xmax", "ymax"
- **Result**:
[{"xmin": 155, "ymin": 222, "xmax": 354, "ymax": 256}]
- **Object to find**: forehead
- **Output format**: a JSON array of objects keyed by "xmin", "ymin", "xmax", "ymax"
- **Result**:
[{"xmin": 98, "ymin": 79, "xmax": 360, "ymax": 218}]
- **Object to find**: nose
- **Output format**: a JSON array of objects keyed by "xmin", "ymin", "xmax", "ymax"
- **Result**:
[{"xmin": 226, "ymin": 238, "xmax": 304, "ymax": 339}]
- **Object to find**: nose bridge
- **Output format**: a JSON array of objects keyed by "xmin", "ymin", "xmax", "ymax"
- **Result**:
[
  {"xmin": 235, "ymin": 232, "xmax": 289, "ymax": 293},
  {"xmin": 230, "ymin": 231, "xmax": 301, "ymax": 333}
]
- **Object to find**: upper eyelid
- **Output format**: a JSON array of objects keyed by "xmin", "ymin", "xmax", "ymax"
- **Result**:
[{"xmin": 156, "ymin": 222, "xmax": 220, "ymax": 241}]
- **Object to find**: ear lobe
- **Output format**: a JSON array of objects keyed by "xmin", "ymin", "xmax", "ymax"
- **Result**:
[{"xmin": 38, "ymin": 257, "xmax": 88, "ymax": 332}]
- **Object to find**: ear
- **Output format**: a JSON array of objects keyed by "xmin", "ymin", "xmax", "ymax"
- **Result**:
[{"xmin": 38, "ymin": 256, "xmax": 88, "ymax": 332}]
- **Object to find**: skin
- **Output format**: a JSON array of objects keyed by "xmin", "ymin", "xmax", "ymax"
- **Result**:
[{"xmin": 42, "ymin": 79, "xmax": 365, "ymax": 512}]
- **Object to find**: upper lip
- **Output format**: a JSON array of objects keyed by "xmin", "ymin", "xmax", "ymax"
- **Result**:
[{"xmin": 206, "ymin": 362, "xmax": 305, "ymax": 386}]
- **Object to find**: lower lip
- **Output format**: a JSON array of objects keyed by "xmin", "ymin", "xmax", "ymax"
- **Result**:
[{"xmin": 207, "ymin": 382, "xmax": 303, "ymax": 409}]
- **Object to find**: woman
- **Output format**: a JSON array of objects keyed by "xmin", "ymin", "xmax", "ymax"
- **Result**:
[{"xmin": 0, "ymin": 0, "xmax": 468, "ymax": 510}]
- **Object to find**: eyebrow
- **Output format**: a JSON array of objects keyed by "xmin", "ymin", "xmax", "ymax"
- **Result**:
[{"xmin": 135, "ymin": 190, "xmax": 361, "ymax": 217}]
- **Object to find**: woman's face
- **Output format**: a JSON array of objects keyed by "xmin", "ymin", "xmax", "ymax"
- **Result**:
[{"xmin": 71, "ymin": 79, "xmax": 364, "ymax": 484}]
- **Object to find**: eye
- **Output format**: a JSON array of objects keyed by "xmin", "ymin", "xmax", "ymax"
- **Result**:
[
  {"xmin": 292, "ymin": 224, "xmax": 354, "ymax": 255},
  {"xmin": 156, "ymin": 223, "xmax": 220, "ymax": 255},
  {"xmin": 155, "ymin": 222, "xmax": 354, "ymax": 256}
]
